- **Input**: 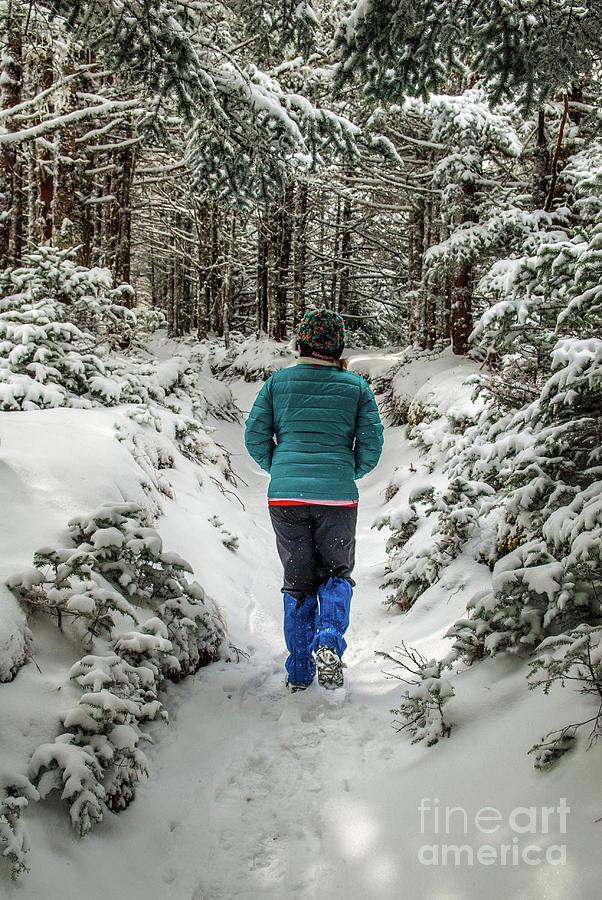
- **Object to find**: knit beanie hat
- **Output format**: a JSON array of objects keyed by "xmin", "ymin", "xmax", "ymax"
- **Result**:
[{"xmin": 297, "ymin": 309, "xmax": 345, "ymax": 359}]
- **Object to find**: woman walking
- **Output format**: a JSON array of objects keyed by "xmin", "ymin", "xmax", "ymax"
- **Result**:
[{"xmin": 244, "ymin": 309, "xmax": 383, "ymax": 691}]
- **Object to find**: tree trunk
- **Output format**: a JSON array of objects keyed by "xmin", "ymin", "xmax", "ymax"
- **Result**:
[
  {"xmin": 0, "ymin": 1, "xmax": 22, "ymax": 268},
  {"xmin": 532, "ymin": 110, "xmax": 549, "ymax": 210},
  {"xmin": 338, "ymin": 192, "xmax": 353, "ymax": 316},
  {"xmin": 114, "ymin": 124, "xmax": 136, "ymax": 285},
  {"xmin": 181, "ymin": 238, "xmax": 192, "ymax": 334},
  {"xmin": 52, "ymin": 57, "xmax": 80, "ymax": 250},
  {"xmin": 423, "ymin": 200, "xmax": 436, "ymax": 350},
  {"xmin": 272, "ymin": 185, "xmax": 293, "ymax": 341},
  {"xmin": 100, "ymin": 168, "xmax": 113, "ymax": 266},
  {"xmin": 166, "ymin": 254, "xmax": 175, "ymax": 337},
  {"xmin": 107, "ymin": 158, "xmax": 121, "ymax": 272},
  {"xmin": 35, "ymin": 51, "xmax": 55, "ymax": 244},
  {"xmin": 172, "ymin": 210, "xmax": 182, "ymax": 335},
  {"xmin": 10, "ymin": 152, "xmax": 23, "ymax": 264},
  {"xmin": 38, "ymin": 140, "xmax": 55, "ymax": 243},
  {"xmin": 408, "ymin": 198, "xmax": 426, "ymax": 347},
  {"xmin": 330, "ymin": 195, "xmax": 341, "ymax": 308},
  {"xmin": 292, "ymin": 181, "xmax": 308, "ymax": 328},
  {"xmin": 196, "ymin": 202, "xmax": 209, "ymax": 339},
  {"xmin": 256, "ymin": 213, "xmax": 269, "ymax": 334},
  {"xmin": 212, "ymin": 205, "xmax": 223, "ymax": 334},
  {"xmin": 267, "ymin": 209, "xmax": 280, "ymax": 339},
  {"xmin": 438, "ymin": 217, "xmax": 451, "ymax": 342},
  {"xmin": 451, "ymin": 264, "xmax": 472, "ymax": 355},
  {"xmin": 317, "ymin": 189, "xmax": 327, "ymax": 306},
  {"xmin": 89, "ymin": 152, "xmax": 103, "ymax": 266},
  {"xmin": 26, "ymin": 148, "xmax": 37, "ymax": 251},
  {"xmin": 149, "ymin": 241, "xmax": 158, "ymax": 309},
  {"xmin": 222, "ymin": 212, "xmax": 236, "ymax": 349},
  {"xmin": 450, "ymin": 183, "xmax": 475, "ymax": 355}
]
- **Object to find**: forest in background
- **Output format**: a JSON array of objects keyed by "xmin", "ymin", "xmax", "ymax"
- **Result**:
[{"xmin": 1, "ymin": 0, "xmax": 599, "ymax": 356}]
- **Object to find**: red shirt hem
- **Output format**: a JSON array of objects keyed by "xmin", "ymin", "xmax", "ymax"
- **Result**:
[{"xmin": 268, "ymin": 499, "xmax": 358, "ymax": 506}]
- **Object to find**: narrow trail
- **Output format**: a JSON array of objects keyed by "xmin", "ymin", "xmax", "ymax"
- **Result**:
[
  {"xmin": 11, "ymin": 377, "xmax": 597, "ymax": 900},
  {"xmin": 160, "ymin": 381, "xmax": 414, "ymax": 899}
]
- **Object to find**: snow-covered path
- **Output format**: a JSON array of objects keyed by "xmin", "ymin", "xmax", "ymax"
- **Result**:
[
  {"xmin": 5, "ymin": 378, "xmax": 600, "ymax": 900},
  {"xmin": 100, "ymin": 382, "xmax": 426, "ymax": 899}
]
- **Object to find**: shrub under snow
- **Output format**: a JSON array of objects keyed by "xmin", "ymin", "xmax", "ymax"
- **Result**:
[
  {"xmin": 377, "ymin": 149, "xmax": 602, "ymax": 763},
  {"xmin": 3, "ymin": 502, "xmax": 226, "ymax": 873}
]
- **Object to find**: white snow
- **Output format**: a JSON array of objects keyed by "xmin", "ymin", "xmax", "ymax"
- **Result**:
[
  {"xmin": 0, "ymin": 584, "xmax": 28, "ymax": 682},
  {"xmin": 1, "ymin": 346, "xmax": 600, "ymax": 898}
]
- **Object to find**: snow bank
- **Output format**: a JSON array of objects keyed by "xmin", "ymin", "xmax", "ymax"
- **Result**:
[
  {"xmin": 0, "ymin": 382, "xmax": 235, "ymax": 875},
  {"xmin": 0, "ymin": 585, "xmax": 29, "ymax": 682},
  {"xmin": 392, "ymin": 350, "xmax": 480, "ymax": 424},
  {"xmin": 348, "ymin": 350, "xmax": 409, "ymax": 385},
  {"xmin": 208, "ymin": 334, "xmax": 296, "ymax": 381},
  {"xmin": 350, "ymin": 347, "xmax": 481, "ymax": 426},
  {"xmin": 0, "ymin": 408, "xmax": 154, "ymax": 585}
]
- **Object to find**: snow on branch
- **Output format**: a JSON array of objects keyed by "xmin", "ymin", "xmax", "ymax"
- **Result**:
[{"xmin": 0, "ymin": 99, "xmax": 144, "ymax": 146}]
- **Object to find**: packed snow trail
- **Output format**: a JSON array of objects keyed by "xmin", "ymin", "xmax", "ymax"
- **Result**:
[{"xmin": 5, "ymin": 379, "xmax": 599, "ymax": 900}]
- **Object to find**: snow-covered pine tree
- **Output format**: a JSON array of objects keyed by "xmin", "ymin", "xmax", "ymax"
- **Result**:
[
  {"xmin": 231, "ymin": 0, "xmax": 319, "ymax": 62},
  {"xmin": 446, "ymin": 335, "xmax": 601, "ymax": 658},
  {"xmin": 384, "ymin": 137, "xmax": 601, "ymax": 760},
  {"xmin": 408, "ymin": 88, "xmax": 525, "ymax": 353},
  {"xmin": 28, "ymin": 650, "xmax": 167, "ymax": 835},
  {"xmin": 473, "ymin": 139, "xmax": 602, "ymax": 387},
  {"xmin": 9, "ymin": 503, "xmax": 226, "ymax": 840},
  {"xmin": 49, "ymin": 0, "xmax": 360, "ymax": 206},
  {"xmin": 11, "ymin": 503, "xmax": 226, "ymax": 675},
  {"xmin": 335, "ymin": 0, "xmax": 602, "ymax": 110},
  {"xmin": 0, "ymin": 244, "xmax": 241, "ymax": 477},
  {"xmin": 379, "ymin": 476, "xmax": 495, "ymax": 610},
  {"xmin": 37, "ymin": 652, "xmax": 165, "ymax": 821},
  {"xmin": 0, "ymin": 246, "xmax": 137, "ymax": 410},
  {"xmin": 378, "ymin": 643, "xmax": 455, "ymax": 745},
  {"xmin": 0, "ymin": 776, "xmax": 38, "ymax": 878}
]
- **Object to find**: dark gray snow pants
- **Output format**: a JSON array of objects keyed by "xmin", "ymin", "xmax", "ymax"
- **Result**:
[{"xmin": 268, "ymin": 504, "xmax": 357, "ymax": 599}]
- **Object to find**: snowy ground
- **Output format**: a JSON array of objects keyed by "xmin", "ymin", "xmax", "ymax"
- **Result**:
[{"xmin": 2, "ymin": 362, "xmax": 600, "ymax": 899}]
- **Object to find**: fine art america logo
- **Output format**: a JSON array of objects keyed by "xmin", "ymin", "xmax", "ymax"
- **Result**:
[{"xmin": 417, "ymin": 798, "xmax": 570, "ymax": 866}]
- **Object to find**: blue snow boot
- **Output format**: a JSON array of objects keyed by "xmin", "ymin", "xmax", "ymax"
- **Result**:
[
  {"xmin": 283, "ymin": 593, "xmax": 318, "ymax": 688},
  {"xmin": 313, "ymin": 577, "xmax": 352, "ymax": 688}
]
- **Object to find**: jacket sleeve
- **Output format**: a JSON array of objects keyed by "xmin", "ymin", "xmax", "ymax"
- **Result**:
[
  {"xmin": 244, "ymin": 377, "xmax": 275, "ymax": 473},
  {"xmin": 354, "ymin": 380, "xmax": 384, "ymax": 479}
]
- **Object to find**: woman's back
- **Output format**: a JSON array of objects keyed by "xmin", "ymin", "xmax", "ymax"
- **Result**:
[{"xmin": 245, "ymin": 359, "xmax": 383, "ymax": 502}]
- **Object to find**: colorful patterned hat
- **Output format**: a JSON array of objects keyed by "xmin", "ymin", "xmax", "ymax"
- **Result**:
[{"xmin": 298, "ymin": 309, "xmax": 345, "ymax": 357}]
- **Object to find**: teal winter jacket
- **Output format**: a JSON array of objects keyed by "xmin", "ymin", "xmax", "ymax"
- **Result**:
[{"xmin": 244, "ymin": 359, "xmax": 384, "ymax": 501}]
